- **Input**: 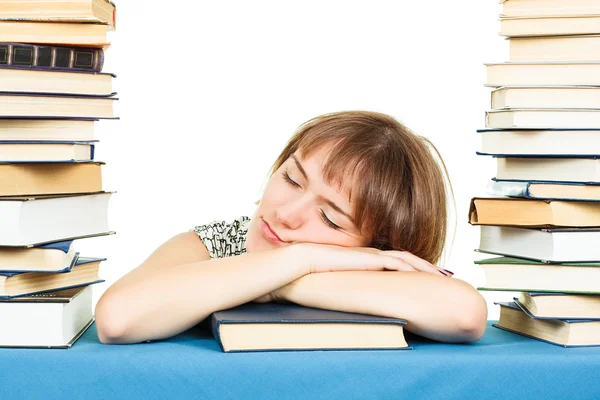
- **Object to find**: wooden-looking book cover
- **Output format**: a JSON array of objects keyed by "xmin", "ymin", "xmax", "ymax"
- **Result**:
[{"xmin": 211, "ymin": 302, "xmax": 411, "ymax": 353}]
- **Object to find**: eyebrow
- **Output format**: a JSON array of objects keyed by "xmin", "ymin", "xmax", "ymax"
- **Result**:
[{"xmin": 290, "ymin": 155, "xmax": 355, "ymax": 224}]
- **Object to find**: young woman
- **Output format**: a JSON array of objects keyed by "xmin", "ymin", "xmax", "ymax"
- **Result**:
[{"xmin": 95, "ymin": 111, "xmax": 487, "ymax": 345}]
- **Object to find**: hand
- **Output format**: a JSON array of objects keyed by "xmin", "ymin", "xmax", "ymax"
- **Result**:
[{"xmin": 289, "ymin": 243, "xmax": 450, "ymax": 277}]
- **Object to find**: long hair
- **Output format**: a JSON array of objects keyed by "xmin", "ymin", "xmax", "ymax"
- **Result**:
[{"xmin": 268, "ymin": 111, "xmax": 454, "ymax": 265}]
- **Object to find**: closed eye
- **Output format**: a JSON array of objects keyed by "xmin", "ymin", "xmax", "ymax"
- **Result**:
[{"xmin": 282, "ymin": 170, "xmax": 301, "ymax": 188}]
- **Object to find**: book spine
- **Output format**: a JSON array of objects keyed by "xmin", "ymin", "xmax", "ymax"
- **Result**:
[{"xmin": 0, "ymin": 43, "xmax": 104, "ymax": 73}]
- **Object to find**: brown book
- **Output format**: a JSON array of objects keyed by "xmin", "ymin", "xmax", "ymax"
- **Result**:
[
  {"xmin": 469, "ymin": 197, "xmax": 600, "ymax": 227},
  {"xmin": 0, "ymin": 21, "xmax": 109, "ymax": 47},
  {"xmin": 0, "ymin": 162, "xmax": 103, "ymax": 196}
]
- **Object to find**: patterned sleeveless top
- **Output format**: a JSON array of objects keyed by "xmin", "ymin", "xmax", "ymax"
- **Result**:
[{"xmin": 190, "ymin": 216, "xmax": 250, "ymax": 259}]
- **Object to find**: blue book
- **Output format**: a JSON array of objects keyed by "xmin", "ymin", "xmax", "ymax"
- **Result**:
[
  {"xmin": 0, "ymin": 256, "xmax": 105, "ymax": 299},
  {"xmin": 210, "ymin": 302, "xmax": 410, "ymax": 353},
  {"xmin": 0, "ymin": 140, "xmax": 97, "ymax": 163},
  {"xmin": 488, "ymin": 179, "xmax": 600, "ymax": 202},
  {"xmin": 494, "ymin": 301, "xmax": 600, "ymax": 347},
  {"xmin": 0, "ymin": 240, "xmax": 78, "ymax": 273}
]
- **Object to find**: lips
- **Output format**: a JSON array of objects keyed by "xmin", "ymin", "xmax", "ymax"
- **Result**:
[{"xmin": 261, "ymin": 219, "xmax": 282, "ymax": 243}]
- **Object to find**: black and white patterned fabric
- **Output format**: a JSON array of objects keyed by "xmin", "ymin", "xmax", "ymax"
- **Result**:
[{"xmin": 191, "ymin": 216, "xmax": 250, "ymax": 259}]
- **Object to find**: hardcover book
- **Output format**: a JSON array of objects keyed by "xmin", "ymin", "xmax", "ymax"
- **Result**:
[
  {"xmin": 478, "ymin": 128, "xmax": 600, "ymax": 156},
  {"xmin": 211, "ymin": 302, "xmax": 410, "ymax": 352},
  {"xmin": 485, "ymin": 108, "xmax": 600, "ymax": 129},
  {"xmin": 500, "ymin": 0, "xmax": 600, "ymax": 18},
  {"xmin": 516, "ymin": 292, "xmax": 600, "ymax": 319},
  {"xmin": 0, "ymin": 92, "xmax": 116, "ymax": 119},
  {"xmin": 0, "ymin": 285, "xmax": 95, "ymax": 348},
  {"xmin": 500, "ymin": 15, "xmax": 600, "ymax": 37},
  {"xmin": 0, "ymin": 68, "xmax": 114, "ymax": 96},
  {"xmin": 476, "ymin": 256, "xmax": 600, "ymax": 294},
  {"xmin": 477, "ymin": 225, "xmax": 600, "ymax": 263},
  {"xmin": 0, "ymin": 140, "xmax": 96, "ymax": 162},
  {"xmin": 0, "ymin": 21, "xmax": 109, "ymax": 47},
  {"xmin": 0, "ymin": 43, "xmax": 104, "ymax": 72},
  {"xmin": 490, "ymin": 86, "xmax": 600, "ymax": 110},
  {"xmin": 495, "ymin": 156, "xmax": 600, "ymax": 183},
  {"xmin": 469, "ymin": 197, "xmax": 600, "ymax": 227},
  {"xmin": 0, "ymin": 161, "xmax": 103, "ymax": 196},
  {"xmin": 487, "ymin": 179, "xmax": 600, "ymax": 201},
  {"xmin": 509, "ymin": 35, "xmax": 600, "ymax": 62},
  {"xmin": 0, "ymin": 119, "xmax": 96, "ymax": 141},
  {"xmin": 0, "ymin": 192, "xmax": 114, "ymax": 246},
  {"xmin": 0, "ymin": 256, "xmax": 105, "ymax": 298},
  {"xmin": 485, "ymin": 62, "xmax": 600, "ymax": 87},
  {"xmin": 494, "ymin": 301, "xmax": 600, "ymax": 347},
  {"xmin": 0, "ymin": 240, "xmax": 78, "ymax": 273},
  {"xmin": 0, "ymin": 0, "xmax": 116, "ymax": 29}
]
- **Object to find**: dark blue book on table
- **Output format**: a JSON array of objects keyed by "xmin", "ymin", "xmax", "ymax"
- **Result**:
[
  {"xmin": 494, "ymin": 301, "xmax": 600, "ymax": 347},
  {"xmin": 210, "ymin": 302, "xmax": 411, "ymax": 353},
  {"xmin": 0, "ymin": 140, "xmax": 97, "ymax": 163}
]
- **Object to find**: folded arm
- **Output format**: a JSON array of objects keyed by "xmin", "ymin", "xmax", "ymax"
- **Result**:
[{"xmin": 274, "ymin": 271, "xmax": 488, "ymax": 343}]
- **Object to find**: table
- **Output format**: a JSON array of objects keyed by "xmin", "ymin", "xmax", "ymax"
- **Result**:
[{"xmin": 1, "ymin": 321, "xmax": 599, "ymax": 399}]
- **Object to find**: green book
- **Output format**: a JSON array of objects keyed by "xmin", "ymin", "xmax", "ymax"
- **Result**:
[{"xmin": 475, "ymin": 256, "xmax": 600, "ymax": 294}]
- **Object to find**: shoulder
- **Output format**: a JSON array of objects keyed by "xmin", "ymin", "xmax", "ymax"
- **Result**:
[{"xmin": 190, "ymin": 216, "xmax": 250, "ymax": 259}]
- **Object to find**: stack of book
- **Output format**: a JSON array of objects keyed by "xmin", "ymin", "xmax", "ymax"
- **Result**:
[
  {"xmin": 470, "ymin": 0, "xmax": 600, "ymax": 347},
  {"xmin": 0, "ymin": 0, "xmax": 117, "ymax": 348}
]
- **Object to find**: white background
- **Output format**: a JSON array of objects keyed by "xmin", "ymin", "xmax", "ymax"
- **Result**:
[{"xmin": 78, "ymin": 0, "xmax": 514, "ymax": 319}]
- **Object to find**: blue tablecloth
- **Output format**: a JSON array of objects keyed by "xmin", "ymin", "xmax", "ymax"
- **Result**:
[{"xmin": 1, "ymin": 321, "xmax": 599, "ymax": 399}]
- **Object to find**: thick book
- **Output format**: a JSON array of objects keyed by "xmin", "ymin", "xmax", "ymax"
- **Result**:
[
  {"xmin": 485, "ymin": 62, "xmax": 600, "ymax": 87},
  {"xmin": 0, "ymin": 43, "xmax": 104, "ymax": 72},
  {"xmin": 476, "ymin": 256, "xmax": 600, "ymax": 294},
  {"xmin": 0, "ymin": 68, "xmax": 114, "ymax": 96},
  {"xmin": 0, "ymin": 256, "xmax": 104, "ymax": 298},
  {"xmin": 468, "ymin": 197, "xmax": 600, "ymax": 227},
  {"xmin": 0, "ymin": 119, "xmax": 95, "ymax": 141},
  {"xmin": 0, "ymin": 285, "xmax": 94, "ymax": 348},
  {"xmin": 496, "ymin": 156, "xmax": 600, "ymax": 183},
  {"xmin": 500, "ymin": 15, "xmax": 600, "ymax": 37},
  {"xmin": 494, "ymin": 301, "xmax": 600, "ymax": 347},
  {"xmin": 509, "ymin": 35, "xmax": 600, "ymax": 62},
  {"xmin": 0, "ymin": 0, "xmax": 116, "ymax": 29},
  {"xmin": 517, "ymin": 292, "xmax": 600, "ymax": 319},
  {"xmin": 0, "ymin": 192, "xmax": 113, "ymax": 246},
  {"xmin": 490, "ymin": 86, "xmax": 600, "ymax": 110},
  {"xmin": 487, "ymin": 179, "xmax": 600, "ymax": 201},
  {"xmin": 0, "ymin": 21, "xmax": 109, "ymax": 47},
  {"xmin": 0, "ymin": 162, "xmax": 103, "ymax": 196},
  {"xmin": 0, "ymin": 240, "xmax": 78, "ymax": 273},
  {"xmin": 210, "ymin": 302, "xmax": 410, "ymax": 353},
  {"xmin": 478, "ymin": 128, "xmax": 600, "ymax": 156},
  {"xmin": 485, "ymin": 108, "xmax": 600, "ymax": 129},
  {"xmin": 0, "ymin": 140, "xmax": 96, "ymax": 162},
  {"xmin": 0, "ymin": 93, "xmax": 116, "ymax": 119},
  {"xmin": 477, "ymin": 225, "xmax": 600, "ymax": 263},
  {"xmin": 500, "ymin": 0, "xmax": 600, "ymax": 18}
]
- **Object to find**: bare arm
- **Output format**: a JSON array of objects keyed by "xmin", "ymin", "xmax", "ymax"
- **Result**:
[
  {"xmin": 276, "ymin": 271, "xmax": 488, "ymax": 343},
  {"xmin": 95, "ymin": 232, "xmax": 306, "ymax": 344}
]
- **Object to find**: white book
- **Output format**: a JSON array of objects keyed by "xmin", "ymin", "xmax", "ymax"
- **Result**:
[
  {"xmin": 491, "ymin": 86, "xmax": 600, "ymax": 110},
  {"xmin": 509, "ymin": 35, "xmax": 600, "ymax": 62},
  {"xmin": 0, "ymin": 141, "xmax": 96, "ymax": 162},
  {"xmin": 478, "ymin": 225, "xmax": 600, "ymax": 263},
  {"xmin": 478, "ymin": 128, "xmax": 600, "ymax": 156},
  {"xmin": 0, "ymin": 192, "xmax": 114, "ymax": 246},
  {"xmin": 496, "ymin": 157, "xmax": 600, "ymax": 183},
  {"xmin": 500, "ymin": 15, "xmax": 600, "ymax": 38},
  {"xmin": 0, "ymin": 285, "xmax": 93, "ymax": 348},
  {"xmin": 0, "ymin": 240, "xmax": 77, "ymax": 273},
  {"xmin": 486, "ymin": 108, "xmax": 600, "ymax": 129},
  {"xmin": 500, "ymin": 0, "xmax": 600, "ymax": 18},
  {"xmin": 0, "ymin": 120, "xmax": 95, "ymax": 141},
  {"xmin": 485, "ymin": 62, "xmax": 600, "ymax": 87}
]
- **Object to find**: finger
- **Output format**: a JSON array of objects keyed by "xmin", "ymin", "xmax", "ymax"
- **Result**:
[
  {"xmin": 384, "ymin": 250, "xmax": 447, "ymax": 276},
  {"xmin": 381, "ymin": 255, "xmax": 417, "ymax": 272}
]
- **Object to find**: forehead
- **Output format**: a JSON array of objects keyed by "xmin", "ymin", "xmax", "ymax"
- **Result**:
[{"xmin": 293, "ymin": 146, "xmax": 356, "ymax": 203}]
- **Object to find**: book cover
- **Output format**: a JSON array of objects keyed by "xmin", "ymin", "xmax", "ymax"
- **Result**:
[
  {"xmin": 0, "ymin": 43, "xmax": 104, "ymax": 72},
  {"xmin": 211, "ymin": 302, "xmax": 411, "ymax": 353}
]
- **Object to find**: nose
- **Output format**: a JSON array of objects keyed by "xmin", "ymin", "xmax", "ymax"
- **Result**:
[{"xmin": 275, "ymin": 194, "xmax": 312, "ymax": 230}]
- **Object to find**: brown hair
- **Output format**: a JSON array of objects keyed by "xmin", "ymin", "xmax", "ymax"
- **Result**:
[{"xmin": 268, "ymin": 111, "xmax": 454, "ymax": 265}]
